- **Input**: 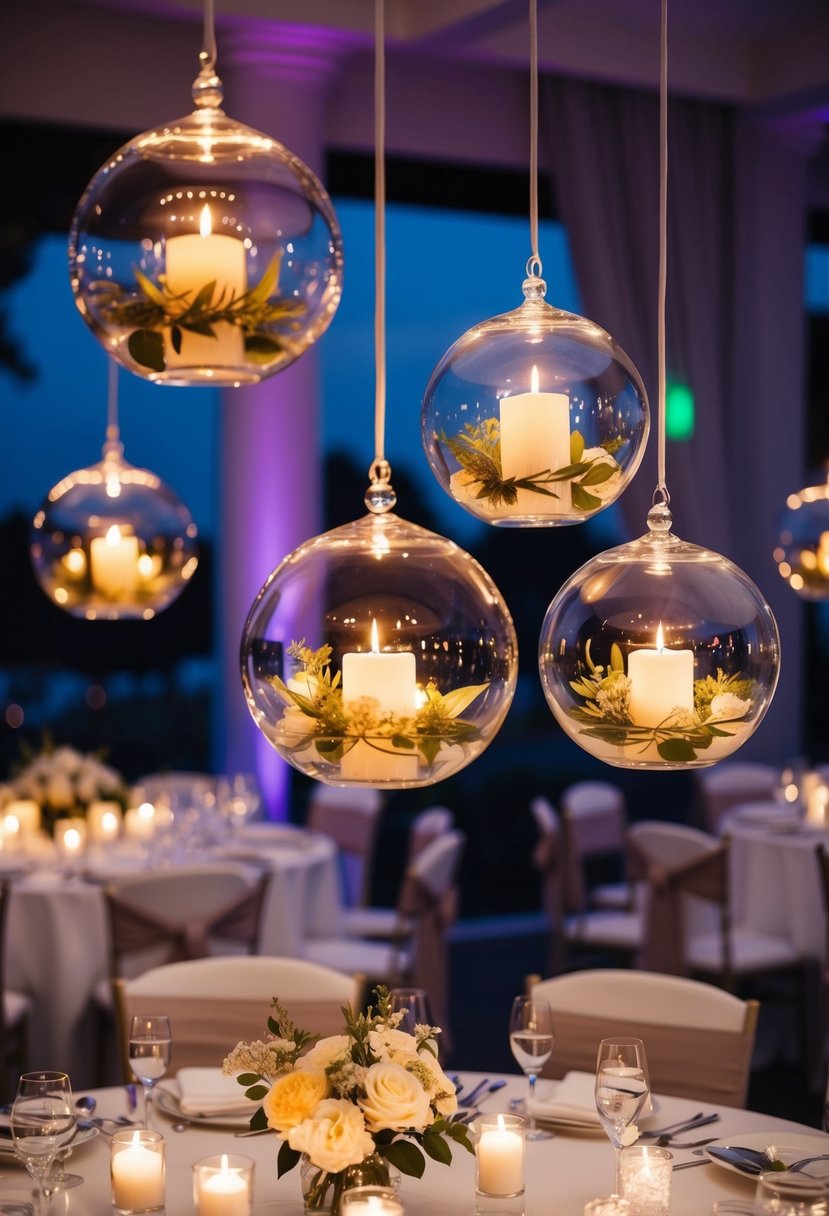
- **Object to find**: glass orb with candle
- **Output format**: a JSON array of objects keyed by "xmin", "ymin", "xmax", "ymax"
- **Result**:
[
  {"xmin": 775, "ymin": 473, "xmax": 829, "ymax": 600},
  {"xmin": 30, "ymin": 438, "xmax": 198, "ymax": 621},
  {"xmin": 69, "ymin": 64, "xmax": 342, "ymax": 386},
  {"xmin": 538, "ymin": 503, "xmax": 780, "ymax": 769},
  {"xmin": 240, "ymin": 506, "xmax": 518, "ymax": 789},
  {"xmin": 421, "ymin": 274, "xmax": 649, "ymax": 527}
]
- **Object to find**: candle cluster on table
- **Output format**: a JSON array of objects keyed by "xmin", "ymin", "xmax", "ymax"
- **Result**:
[
  {"xmin": 472, "ymin": 1113, "xmax": 525, "ymax": 1197},
  {"xmin": 619, "ymin": 1146, "xmax": 672, "ymax": 1216},
  {"xmin": 192, "ymin": 1153, "xmax": 254, "ymax": 1216},
  {"xmin": 110, "ymin": 1128, "xmax": 166, "ymax": 1214}
]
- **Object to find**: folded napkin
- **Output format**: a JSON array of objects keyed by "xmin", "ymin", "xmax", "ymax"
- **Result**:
[
  {"xmin": 527, "ymin": 1070, "xmax": 602, "ymax": 1125},
  {"xmin": 176, "ymin": 1068, "xmax": 253, "ymax": 1116}
]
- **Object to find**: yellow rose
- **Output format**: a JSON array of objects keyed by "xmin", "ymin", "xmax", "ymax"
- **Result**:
[
  {"xmin": 288, "ymin": 1099, "xmax": 376, "ymax": 1172},
  {"xmin": 263, "ymin": 1069, "xmax": 329, "ymax": 1133},
  {"xmin": 359, "ymin": 1062, "xmax": 432, "ymax": 1132},
  {"xmin": 299, "ymin": 1035, "xmax": 351, "ymax": 1073}
]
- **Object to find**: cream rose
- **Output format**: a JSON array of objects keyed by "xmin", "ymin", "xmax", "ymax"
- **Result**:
[
  {"xmin": 708, "ymin": 692, "xmax": 751, "ymax": 722},
  {"xmin": 414, "ymin": 1051, "xmax": 458, "ymax": 1118},
  {"xmin": 299, "ymin": 1035, "xmax": 352, "ymax": 1074},
  {"xmin": 263, "ymin": 1069, "xmax": 329, "ymax": 1133},
  {"xmin": 367, "ymin": 1028, "xmax": 419, "ymax": 1064},
  {"xmin": 288, "ymin": 1099, "xmax": 375, "ymax": 1172},
  {"xmin": 360, "ymin": 1062, "xmax": 432, "ymax": 1132}
]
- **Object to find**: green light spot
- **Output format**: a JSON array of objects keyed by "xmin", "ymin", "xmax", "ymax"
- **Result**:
[{"xmin": 666, "ymin": 382, "xmax": 695, "ymax": 441}]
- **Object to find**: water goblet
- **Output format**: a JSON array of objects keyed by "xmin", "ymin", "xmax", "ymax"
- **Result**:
[
  {"xmin": 755, "ymin": 1171, "xmax": 829, "ymax": 1215},
  {"xmin": 595, "ymin": 1037, "xmax": 650, "ymax": 1198},
  {"xmin": 508, "ymin": 995, "xmax": 555, "ymax": 1141},
  {"xmin": 10, "ymin": 1071, "xmax": 77, "ymax": 1212},
  {"xmin": 389, "ymin": 987, "xmax": 434, "ymax": 1035},
  {"xmin": 217, "ymin": 773, "xmax": 262, "ymax": 831},
  {"xmin": 129, "ymin": 1013, "xmax": 172, "ymax": 1128}
]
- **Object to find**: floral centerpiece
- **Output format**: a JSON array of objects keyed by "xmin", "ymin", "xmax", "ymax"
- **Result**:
[
  {"xmin": 223, "ymin": 987, "xmax": 473, "ymax": 1214},
  {"xmin": 1, "ymin": 739, "xmax": 127, "ymax": 836}
]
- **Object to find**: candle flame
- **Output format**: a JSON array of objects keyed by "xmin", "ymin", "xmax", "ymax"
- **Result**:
[
  {"xmin": 3, "ymin": 814, "xmax": 19, "ymax": 834},
  {"xmin": 130, "ymin": 1129, "xmax": 142, "ymax": 1148},
  {"xmin": 199, "ymin": 204, "xmax": 213, "ymax": 238},
  {"xmin": 531, "ymin": 364, "xmax": 540, "ymax": 394},
  {"xmin": 102, "ymin": 811, "xmax": 118, "ymax": 831},
  {"xmin": 138, "ymin": 802, "xmax": 155, "ymax": 821},
  {"xmin": 497, "ymin": 1114, "xmax": 506, "ymax": 1133},
  {"xmin": 105, "ymin": 524, "xmax": 123, "ymax": 546},
  {"xmin": 370, "ymin": 618, "xmax": 380, "ymax": 653},
  {"xmin": 65, "ymin": 828, "xmax": 81, "ymax": 849},
  {"xmin": 655, "ymin": 622, "xmax": 665, "ymax": 651}
]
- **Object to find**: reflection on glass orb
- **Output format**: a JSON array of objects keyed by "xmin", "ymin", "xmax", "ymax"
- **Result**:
[
  {"xmin": 69, "ymin": 67, "xmax": 343, "ymax": 386},
  {"xmin": 30, "ymin": 441, "xmax": 198, "ymax": 620},
  {"xmin": 241, "ymin": 511, "xmax": 518, "ymax": 788},
  {"xmin": 421, "ymin": 274, "xmax": 649, "ymax": 527},
  {"xmin": 538, "ymin": 503, "xmax": 780, "ymax": 769},
  {"xmin": 775, "ymin": 476, "xmax": 829, "ymax": 600}
]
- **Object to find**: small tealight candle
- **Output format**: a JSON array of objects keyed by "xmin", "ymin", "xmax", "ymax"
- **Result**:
[
  {"xmin": 619, "ymin": 1145, "xmax": 672, "ymax": 1216},
  {"xmin": 472, "ymin": 1113, "xmax": 525, "ymax": 1197},
  {"xmin": 193, "ymin": 1153, "xmax": 254, "ymax": 1216},
  {"xmin": 111, "ymin": 1128, "xmax": 165, "ymax": 1214},
  {"xmin": 340, "ymin": 1186, "xmax": 404, "ymax": 1216}
]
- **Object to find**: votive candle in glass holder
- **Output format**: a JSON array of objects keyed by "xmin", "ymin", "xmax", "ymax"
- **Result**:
[
  {"xmin": 111, "ymin": 1128, "xmax": 165, "ymax": 1214},
  {"xmin": 472, "ymin": 1114, "xmax": 525, "ymax": 1197},
  {"xmin": 584, "ymin": 1200, "xmax": 633, "ymax": 1216},
  {"xmin": 619, "ymin": 1146, "xmax": 672, "ymax": 1216},
  {"xmin": 340, "ymin": 1185, "xmax": 404, "ymax": 1216},
  {"xmin": 193, "ymin": 1153, "xmax": 254, "ymax": 1216},
  {"xmin": 755, "ymin": 1171, "xmax": 829, "ymax": 1215},
  {"xmin": 55, "ymin": 818, "xmax": 88, "ymax": 867},
  {"xmin": 6, "ymin": 799, "xmax": 41, "ymax": 840},
  {"xmin": 88, "ymin": 801, "xmax": 123, "ymax": 843}
]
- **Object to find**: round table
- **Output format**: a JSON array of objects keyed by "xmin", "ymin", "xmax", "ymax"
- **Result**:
[{"xmin": 1, "ymin": 1073, "xmax": 825, "ymax": 1215}]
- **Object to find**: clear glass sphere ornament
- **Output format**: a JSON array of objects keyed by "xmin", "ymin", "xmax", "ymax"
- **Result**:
[
  {"xmin": 774, "ymin": 474, "xmax": 829, "ymax": 600},
  {"xmin": 69, "ymin": 64, "xmax": 343, "ymax": 386},
  {"xmin": 30, "ymin": 439, "xmax": 198, "ymax": 620},
  {"xmin": 421, "ymin": 273, "xmax": 649, "ymax": 527},
  {"xmin": 241, "ymin": 476, "xmax": 518, "ymax": 789},
  {"xmin": 538, "ymin": 502, "xmax": 780, "ymax": 769}
]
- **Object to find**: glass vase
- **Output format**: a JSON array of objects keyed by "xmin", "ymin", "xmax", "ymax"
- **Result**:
[{"xmin": 299, "ymin": 1152, "xmax": 398, "ymax": 1216}]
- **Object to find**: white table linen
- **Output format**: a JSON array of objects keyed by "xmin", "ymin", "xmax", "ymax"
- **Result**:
[{"xmin": 0, "ymin": 1074, "xmax": 824, "ymax": 1215}]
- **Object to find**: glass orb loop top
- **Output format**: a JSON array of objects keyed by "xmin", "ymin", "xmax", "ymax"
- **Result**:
[
  {"xmin": 775, "ymin": 476, "xmax": 829, "ymax": 600},
  {"xmin": 538, "ymin": 514, "xmax": 781, "ymax": 770},
  {"xmin": 69, "ymin": 85, "xmax": 343, "ymax": 386},
  {"xmin": 421, "ymin": 282, "xmax": 649, "ymax": 528},
  {"xmin": 240, "ymin": 510, "xmax": 518, "ymax": 788},
  {"xmin": 30, "ymin": 443, "xmax": 199, "ymax": 621}
]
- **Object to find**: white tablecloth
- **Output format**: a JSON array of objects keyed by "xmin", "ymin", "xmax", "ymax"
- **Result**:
[
  {"xmin": 4, "ymin": 828, "xmax": 341, "ymax": 1085},
  {"xmin": 0, "ymin": 1073, "xmax": 825, "ymax": 1215}
]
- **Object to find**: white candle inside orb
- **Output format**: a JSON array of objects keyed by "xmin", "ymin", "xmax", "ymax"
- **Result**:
[
  {"xmin": 627, "ymin": 623, "xmax": 694, "ymax": 728},
  {"xmin": 90, "ymin": 525, "xmax": 140, "ymax": 599},
  {"xmin": 499, "ymin": 364, "xmax": 572, "ymax": 514},
  {"xmin": 340, "ymin": 620, "xmax": 418, "ymax": 781}
]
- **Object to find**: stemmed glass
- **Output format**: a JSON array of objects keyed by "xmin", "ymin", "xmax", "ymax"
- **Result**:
[
  {"xmin": 389, "ymin": 987, "xmax": 434, "ymax": 1035},
  {"xmin": 595, "ymin": 1037, "xmax": 650, "ymax": 1198},
  {"xmin": 508, "ymin": 996, "xmax": 555, "ymax": 1141},
  {"xmin": 10, "ymin": 1071, "xmax": 77, "ymax": 1212},
  {"xmin": 129, "ymin": 1013, "xmax": 172, "ymax": 1128},
  {"xmin": 217, "ymin": 772, "xmax": 262, "ymax": 832}
]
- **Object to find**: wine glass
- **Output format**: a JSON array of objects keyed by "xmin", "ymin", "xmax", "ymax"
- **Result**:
[
  {"xmin": 508, "ymin": 996, "xmax": 555, "ymax": 1141},
  {"xmin": 129, "ymin": 1013, "xmax": 172, "ymax": 1128},
  {"xmin": 217, "ymin": 773, "xmax": 262, "ymax": 832},
  {"xmin": 10, "ymin": 1071, "xmax": 77, "ymax": 1212},
  {"xmin": 755, "ymin": 1171, "xmax": 829, "ymax": 1215},
  {"xmin": 595, "ymin": 1037, "xmax": 650, "ymax": 1198},
  {"xmin": 389, "ymin": 987, "xmax": 435, "ymax": 1039}
]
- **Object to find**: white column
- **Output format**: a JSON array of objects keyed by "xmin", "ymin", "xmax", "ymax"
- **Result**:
[{"xmin": 215, "ymin": 23, "xmax": 347, "ymax": 817}]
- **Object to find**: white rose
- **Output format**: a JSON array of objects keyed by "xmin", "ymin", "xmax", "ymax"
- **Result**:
[
  {"xmin": 414, "ymin": 1051, "xmax": 458, "ymax": 1118},
  {"xmin": 299, "ymin": 1035, "xmax": 352, "ymax": 1074},
  {"xmin": 367, "ymin": 1028, "xmax": 419, "ymax": 1064},
  {"xmin": 45, "ymin": 773, "xmax": 75, "ymax": 810},
  {"xmin": 75, "ymin": 774, "xmax": 98, "ymax": 804},
  {"xmin": 580, "ymin": 448, "xmax": 621, "ymax": 503},
  {"xmin": 360, "ymin": 1062, "xmax": 432, "ymax": 1132},
  {"xmin": 52, "ymin": 747, "xmax": 83, "ymax": 776},
  {"xmin": 288, "ymin": 1099, "xmax": 375, "ymax": 1173},
  {"xmin": 708, "ymin": 693, "xmax": 751, "ymax": 722}
]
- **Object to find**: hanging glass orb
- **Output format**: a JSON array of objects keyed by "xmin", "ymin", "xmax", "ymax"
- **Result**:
[
  {"xmin": 538, "ymin": 502, "xmax": 780, "ymax": 770},
  {"xmin": 774, "ymin": 474, "xmax": 829, "ymax": 600},
  {"xmin": 30, "ymin": 440, "xmax": 198, "ymax": 621},
  {"xmin": 69, "ymin": 65, "xmax": 343, "ymax": 386},
  {"xmin": 421, "ymin": 273, "xmax": 649, "ymax": 527},
  {"xmin": 241, "ymin": 474, "xmax": 518, "ymax": 789}
]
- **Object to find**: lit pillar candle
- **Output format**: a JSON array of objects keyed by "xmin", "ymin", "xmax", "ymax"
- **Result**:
[
  {"xmin": 55, "ymin": 818, "xmax": 87, "ymax": 859},
  {"xmin": 110, "ymin": 1129, "xmax": 165, "ymax": 1211},
  {"xmin": 194, "ymin": 1154, "xmax": 252, "ymax": 1216},
  {"xmin": 818, "ymin": 531, "xmax": 829, "ymax": 576},
  {"xmin": 90, "ymin": 525, "xmax": 140, "ymax": 599},
  {"xmin": 627, "ymin": 624, "xmax": 694, "ymax": 727},
  {"xmin": 164, "ymin": 204, "xmax": 247, "ymax": 370},
  {"xmin": 124, "ymin": 802, "xmax": 156, "ymax": 841},
  {"xmin": 88, "ymin": 801, "xmax": 123, "ymax": 843},
  {"xmin": 619, "ymin": 1146, "xmax": 672, "ymax": 1216},
  {"xmin": 340, "ymin": 620, "xmax": 418, "ymax": 781},
  {"xmin": 499, "ymin": 365, "xmax": 572, "ymax": 514},
  {"xmin": 6, "ymin": 800, "xmax": 41, "ymax": 839},
  {"xmin": 475, "ymin": 1114, "xmax": 524, "ymax": 1196},
  {"xmin": 340, "ymin": 1190, "xmax": 403, "ymax": 1216},
  {"xmin": 2, "ymin": 814, "xmax": 20, "ymax": 850}
]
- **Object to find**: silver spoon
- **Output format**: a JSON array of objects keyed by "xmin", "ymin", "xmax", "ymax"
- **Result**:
[{"xmin": 74, "ymin": 1096, "xmax": 96, "ymax": 1117}]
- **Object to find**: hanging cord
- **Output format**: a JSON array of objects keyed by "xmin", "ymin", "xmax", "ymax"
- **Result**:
[
  {"xmin": 104, "ymin": 357, "xmax": 121, "ymax": 455},
  {"xmin": 373, "ymin": 0, "xmax": 387, "ymax": 469},
  {"xmin": 526, "ymin": 0, "xmax": 543, "ymax": 281},
  {"xmin": 654, "ymin": 0, "xmax": 669, "ymax": 506},
  {"xmin": 200, "ymin": 0, "xmax": 217, "ymax": 74}
]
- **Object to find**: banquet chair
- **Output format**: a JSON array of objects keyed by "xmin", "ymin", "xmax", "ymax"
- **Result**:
[
  {"xmin": 693, "ymin": 761, "xmax": 780, "ymax": 834},
  {"xmin": 559, "ymin": 780, "xmax": 631, "ymax": 913},
  {"xmin": 307, "ymin": 785, "xmax": 384, "ymax": 907},
  {"xmin": 407, "ymin": 806, "xmax": 455, "ymax": 862},
  {"xmin": 529, "ymin": 796, "xmax": 564, "ymax": 975},
  {"xmin": 1, "ymin": 882, "xmax": 30, "ymax": 1098},
  {"xmin": 303, "ymin": 830, "xmax": 466, "ymax": 1044},
  {"xmin": 529, "ymin": 968, "xmax": 759, "ymax": 1107},
  {"xmin": 813, "ymin": 844, "xmax": 829, "ymax": 1079},
  {"xmin": 113, "ymin": 956, "xmax": 360, "ymax": 1080}
]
